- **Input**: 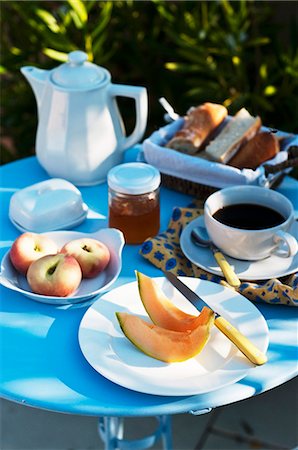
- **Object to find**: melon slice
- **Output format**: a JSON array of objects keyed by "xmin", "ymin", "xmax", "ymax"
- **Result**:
[
  {"xmin": 136, "ymin": 271, "xmax": 205, "ymax": 332},
  {"xmin": 116, "ymin": 307, "xmax": 215, "ymax": 363}
]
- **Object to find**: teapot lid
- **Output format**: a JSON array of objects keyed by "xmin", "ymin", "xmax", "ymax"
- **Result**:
[{"xmin": 51, "ymin": 51, "xmax": 110, "ymax": 90}]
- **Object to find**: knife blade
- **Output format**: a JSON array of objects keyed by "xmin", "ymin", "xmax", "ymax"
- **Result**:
[{"xmin": 163, "ymin": 271, "xmax": 267, "ymax": 366}]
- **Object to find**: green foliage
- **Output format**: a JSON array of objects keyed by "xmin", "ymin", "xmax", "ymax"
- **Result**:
[
  {"xmin": 1, "ymin": 0, "xmax": 297, "ymax": 164},
  {"xmin": 160, "ymin": 1, "xmax": 298, "ymax": 130}
]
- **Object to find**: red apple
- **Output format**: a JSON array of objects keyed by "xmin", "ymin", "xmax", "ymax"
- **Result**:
[
  {"xmin": 10, "ymin": 232, "xmax": 58, "ymax": 275},
  {"xmin": 60, "ymin": 238, "xmax": 110, "ymax": 278},
  {"xmin": 27, "ymin": 254, "xmax": 82, "ymax": 297}
]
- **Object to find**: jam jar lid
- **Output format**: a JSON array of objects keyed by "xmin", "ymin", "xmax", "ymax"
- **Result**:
[{"xmin": 107, "ymin": 163, "xmax": 161, "ymax": 195}]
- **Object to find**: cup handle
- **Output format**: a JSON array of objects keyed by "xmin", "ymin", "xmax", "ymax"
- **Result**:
[
  {"xmin": 272, "ymin": 230, "xmax": 298, "ymax": 257},
  {"xmin": 108, "ymin": 84, "xmax": 148, "ymax": 150}
]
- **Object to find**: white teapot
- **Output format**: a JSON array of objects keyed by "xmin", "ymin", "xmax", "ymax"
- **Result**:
[{"xmin": 21, "ymin": 51, "xmax": 148, "ymax": 185}]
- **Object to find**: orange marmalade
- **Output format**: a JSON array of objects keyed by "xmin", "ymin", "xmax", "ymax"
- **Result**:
[{"xmin": 108, "ymin": 163, "xmax": 160, "ymax": 245}]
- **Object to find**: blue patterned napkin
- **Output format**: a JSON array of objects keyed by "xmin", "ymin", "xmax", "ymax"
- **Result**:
[{"xmin": 140, "ymin": 202, "xmax": 298, "ymax": 306}]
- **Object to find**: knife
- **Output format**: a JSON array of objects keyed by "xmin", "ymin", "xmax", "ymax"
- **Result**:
[{"xmin": 163, "ymin": 271, "xmax": 267, "ymax": 366}]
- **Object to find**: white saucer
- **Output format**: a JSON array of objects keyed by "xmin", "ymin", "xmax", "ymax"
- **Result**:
[{"xmin": 180, "ymin": 216, "xmax": 298, "ymax": 281}]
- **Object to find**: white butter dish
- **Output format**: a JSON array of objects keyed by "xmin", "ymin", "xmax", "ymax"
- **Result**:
[{"xmin": 9, "ymin": 178, "xmax": 88, "ymax": 233}]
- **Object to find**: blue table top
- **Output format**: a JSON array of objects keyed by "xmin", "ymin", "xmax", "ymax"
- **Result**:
[{"xmin": 0, "ymin": 155, "xmax": 297, "ymax": 417}]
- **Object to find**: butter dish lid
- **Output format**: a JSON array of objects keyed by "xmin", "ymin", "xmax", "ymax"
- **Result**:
[{"xmin": 9, "ymin": 178, "xmax": 88, "ymax": 233}]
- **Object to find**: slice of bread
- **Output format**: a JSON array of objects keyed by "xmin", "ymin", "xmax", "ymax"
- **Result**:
[
  {"xmin": 204, "ymin": 108, "xmax": 261, "ymax": 163},
  {"xmin": 166, "ymin": 103, "xmax": 227, "ymax": 154},
  {"xmin": 228, "ymin": 131, "xmax": 280, "ymax": 169}
]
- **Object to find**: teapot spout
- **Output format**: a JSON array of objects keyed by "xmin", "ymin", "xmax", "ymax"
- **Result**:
[{"xmin": 21, "ymin": 66, "xmax": 49, "ymax": 109}]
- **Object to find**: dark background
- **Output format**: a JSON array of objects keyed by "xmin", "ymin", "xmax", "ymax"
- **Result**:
[{"xmin": 1, "ymin": 0, "xmax": 297, "ymax": 164}]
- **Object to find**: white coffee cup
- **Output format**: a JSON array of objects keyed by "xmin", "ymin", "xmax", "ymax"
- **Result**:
[{"xmin": 204, "ymin": 186, "xmax": 298, "ymax": 261}]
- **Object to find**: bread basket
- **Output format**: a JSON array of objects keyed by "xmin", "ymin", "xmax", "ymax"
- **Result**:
[{"xmin": 143, "ymin": 117, "xmax": 298, "ymax": 200}]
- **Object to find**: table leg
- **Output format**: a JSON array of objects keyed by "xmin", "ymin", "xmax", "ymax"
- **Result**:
[
  {"xmin": 98, "ymin": 415, "xmax": 172, "ymax": 450},
  {"xmin": 160, "ymin": 415, "xmax": 173, "ymax": 450}
]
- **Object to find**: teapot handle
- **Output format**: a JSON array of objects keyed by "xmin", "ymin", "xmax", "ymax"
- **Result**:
[{"xmin": 108, "ymin": 84, "xmax": 148, "ymax": 151}]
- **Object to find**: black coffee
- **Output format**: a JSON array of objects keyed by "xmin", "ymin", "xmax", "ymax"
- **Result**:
[{"xmin": 212, "ymin": 203, "xmax": 286, "ymax": 230}]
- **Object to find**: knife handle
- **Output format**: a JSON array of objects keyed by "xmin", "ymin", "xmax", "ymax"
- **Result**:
[
  {"xmin": 213, "ymin": 250, "xmax": 241, "ymax": 288},
  {"xmin": 214, "ymin": 316, "xmax": 268, "ymax": 366}
]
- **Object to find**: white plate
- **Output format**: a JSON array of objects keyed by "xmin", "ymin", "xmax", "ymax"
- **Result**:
[
  {"xmin": 180, "ymin": 216, "xmax": 298, "ymax": 281},
  {"xmin": 0, "ymin": 228, "xmax": 124, "ymax": 305},
  {"xmin": 78, "ymin": 277, "xmax": 269, "ymax": 396}
]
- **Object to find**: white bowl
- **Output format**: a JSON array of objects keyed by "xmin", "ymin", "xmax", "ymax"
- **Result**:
[{"xmin": 0, "ymin": 228, "xmax": 124, "ymax": 305}]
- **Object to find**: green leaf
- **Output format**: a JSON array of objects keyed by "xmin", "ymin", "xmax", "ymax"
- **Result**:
[
  {"xmin": 285, "ymin": 66, "xmax": 298, "ymax": 77},
  {"xmin": 155, "ymin": 3, "xmax": 175, "ymax": 22},
  {"xmin": 91, "ymin": 2, "xmax": 113, "ymax": 40},
  {"xmin": 11, "ymin": 47, "xmax": 22, "ymax": 56},
  {"xmin": 43, "ymin": 48, "xmax": 69, "ymax": 62},
  {"xmin": 35, "ymin": 9, "xmax": 62, "ymax": 34},
  {"xmin": 165, "ymin": 62, "xmax": 179, "ymax": 71},
  {"xmin": 246, "ymin": 37, "xmax": 271, "ymax": 47},
  {"xmin": 62, "ymin": 10, "xmax": 73, "ymax": 27},
  {"xmin": 259, "ymin": 64, "xmax": 268, "ymax": 79},
  {"xmin": 232, "ymin": 56, "xmax": 241, "ymax": 66},
  {"xmin": 184, "ymin": 11, "xmax": 196, "ymax": 30},
  {"xmin": 69, "ymin": 10, "xmax": 82, "ymax": 29},
  {"xmin": 67, "ymin": 0, "xmax": 88, "ymax": 27},
  {"xmin": 264, "ymin": 85, "xmax": 277, "ymax": 96},
  {"xmin": 85, "ymin": 34, "xmax": 93, "ymax": 61},
  {"xmin": 85, "ymin": 1, "xmax": 98, "ymax": 12},
  {"xmin": 221, "ymin": 0, "xmax": 234, "ymax": 17}
]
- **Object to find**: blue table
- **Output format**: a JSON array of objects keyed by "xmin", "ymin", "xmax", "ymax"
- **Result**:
[{"xmin": 1, "ymin": 156, "xmax": 297, "ymax": 450}]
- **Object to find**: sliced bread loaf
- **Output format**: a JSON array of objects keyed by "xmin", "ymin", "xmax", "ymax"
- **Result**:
[
  {"xmin": 205, "ymin": 108, "xmax": 261, "ymax": 163},
  {"xmin": 228, "ymin": 131, "xmax": 280, "ymax": 169},
  {"xmin": 166, "ymin": 102, "xmax": 227, "ymax": 154}
]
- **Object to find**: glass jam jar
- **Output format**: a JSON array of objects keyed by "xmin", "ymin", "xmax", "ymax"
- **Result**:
[{"xmin": 108, "ymin": 163, "xmax": 160, "ymax": 244}]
